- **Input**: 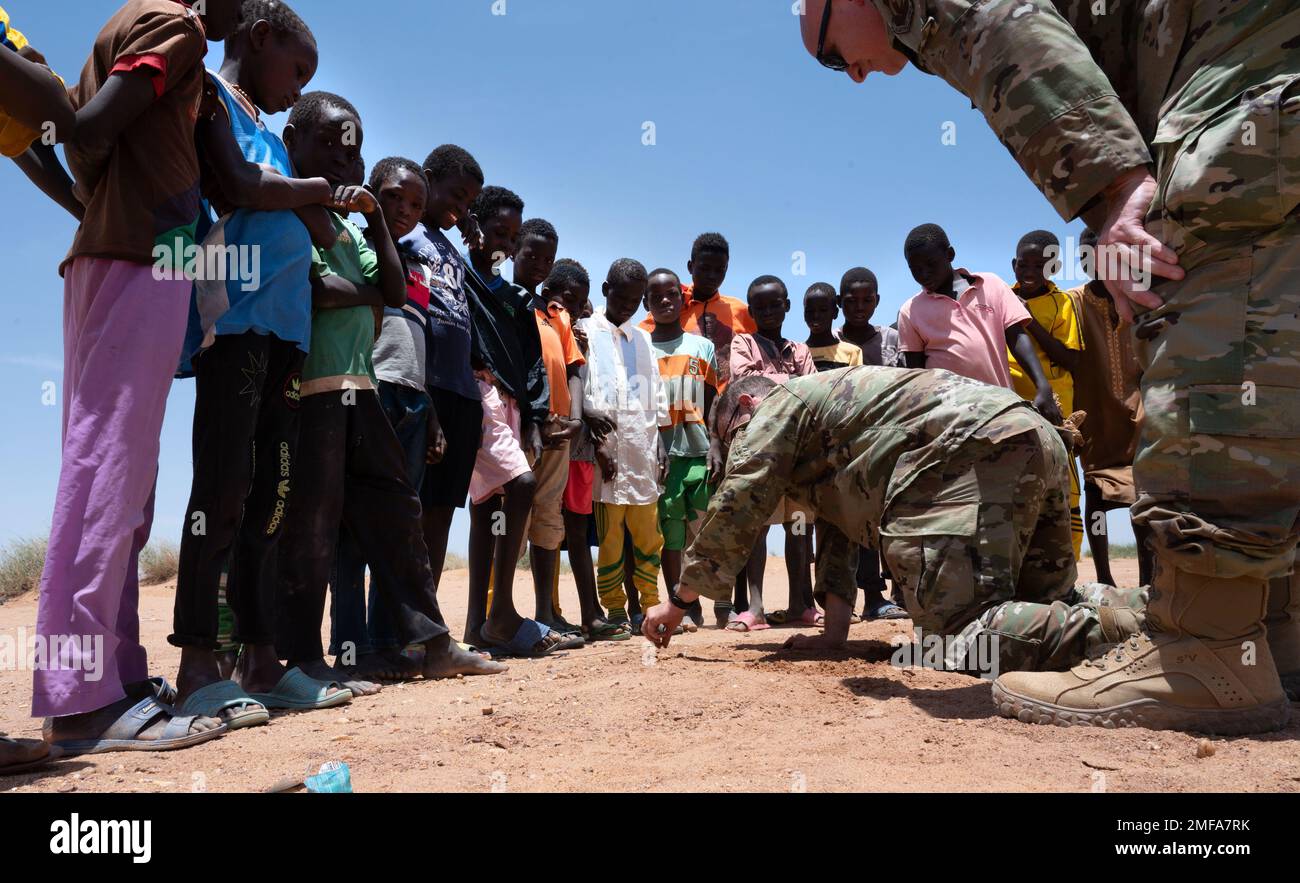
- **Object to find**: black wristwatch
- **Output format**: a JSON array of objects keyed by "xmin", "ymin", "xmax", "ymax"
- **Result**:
[{"xmin": 668, "ymin": 589, "xmax": 693, "ymax": 611}]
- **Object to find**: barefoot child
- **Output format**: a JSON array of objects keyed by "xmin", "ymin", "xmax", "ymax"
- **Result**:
[
  {"xmin": 35, "ymin": 0, "xmax": 245, "ymax": 757},
  {"xmin": 646, "ymin": 269, "xmax": 720, "ymax": 633},
  {"xmin": 1008, "ymin": 229, "xmax": 1084, "ymax": 560},
  {"xmin": 329, "ymin": 156, "xmax": 436, "ymax": 682},
  {"xmin": 275, "ymin": 95, "xmax": 504, "ymax": 687},
  {"xmin": 728, "ymin": 275, "xmax": 817, "ymax": 631},
  {"xmin": 584, "ymin": 259, "xmax": 671, "ymax": 630},
  {"xmin": 169, "ymin": 0, "xmax": 349, "ymax": 723}
]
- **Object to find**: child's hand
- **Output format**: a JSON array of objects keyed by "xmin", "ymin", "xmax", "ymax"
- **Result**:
[
  {"xmin": 426, "ymin": 412, "xmax": 448, "ymax": 465},
  {"xmin": 571, "ymin": 322, "xmax": 589, "ymax": 356},
  {"xmin": 329, "ymin": 185, "xmax": 376, "ymax": 215},
  {"xmin": 595, "ymin": 444, "xmax": 617, "ymax": 482},
  {"xmin": 523, "ymin": 422, "xmax": 544, "ymax": 465},
  {"xmin": 371, "ymin": 305, "xmax": 384, "ymax": 339},
  {"xmin": 584, "ymin": 410, "xmax": 615, "ymax": 441},
  {"xmin": 706, "ymin": 439, "xmax": 726, "ymax": 484},
  {"xmin": 1033, "ymin": 389, "xmax": 1065, "ymax": 427},
  {"xmin": 457, "ymin": 213, "xmax": 484, "ymax": 251}
]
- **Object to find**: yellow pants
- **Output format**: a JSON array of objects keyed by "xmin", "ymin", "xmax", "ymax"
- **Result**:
[
  {"xmin": 1069, "ymin": 460, "xmax": 1082, "ymax": 561},
  {"xmin": 595, "ymin": 502, "xmax": 662, "ymax": 614}
]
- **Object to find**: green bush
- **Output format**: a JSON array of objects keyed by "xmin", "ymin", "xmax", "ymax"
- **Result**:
[{"xmin": 0, "ymin": 536, "xmax": 48, "ymax": 601}]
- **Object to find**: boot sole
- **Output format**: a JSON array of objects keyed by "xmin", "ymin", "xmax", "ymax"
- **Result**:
[{"xmin": 991, "ymin": 682, "xmax": 1291, "ymax": 736}]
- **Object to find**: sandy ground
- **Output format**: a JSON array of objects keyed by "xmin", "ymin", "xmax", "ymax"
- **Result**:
[{"xmin": 2, "ymin": 556, "xmax": 1298, "ymax": 793}]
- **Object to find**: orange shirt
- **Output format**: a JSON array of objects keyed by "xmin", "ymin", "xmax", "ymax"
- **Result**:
[
  {"xmin": 639, "ymin": 283, "xmax": 755, "ymax": 388},
  {"xmin": 535, "ymin": 301, "xmax": 584, "ymax": 417}
]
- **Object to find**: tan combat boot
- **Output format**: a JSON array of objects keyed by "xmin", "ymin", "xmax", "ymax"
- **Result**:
[
  {"xmin": 991, "ymin": 569, "xmax": 1290, "ymax": 735},
  {"xmin": 1266, "ymin": 573, "xmax": 1300, "ymax": 700}
]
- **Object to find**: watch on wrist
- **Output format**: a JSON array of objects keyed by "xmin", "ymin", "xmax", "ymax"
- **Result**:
[{"xmin": 668, "ymin": 589, "xmax": 692, "ymax": 611}]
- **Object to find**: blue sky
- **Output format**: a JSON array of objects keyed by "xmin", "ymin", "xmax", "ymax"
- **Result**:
[{"xmin": 0, "ymin": 0, "xmax": 1130, "ymax": 556}]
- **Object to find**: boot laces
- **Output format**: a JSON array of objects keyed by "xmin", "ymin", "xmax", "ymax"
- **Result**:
[{"xmin": 1082, "ymin": 634, "xmax": 1145, "ymax": 670}]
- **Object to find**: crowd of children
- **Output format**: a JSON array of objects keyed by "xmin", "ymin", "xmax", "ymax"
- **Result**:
[{"xmin": 0, "ymin": 0, "xmax": 1147, "ymax": 764}]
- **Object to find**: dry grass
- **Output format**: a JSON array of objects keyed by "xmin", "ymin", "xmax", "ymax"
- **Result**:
[
  {"xmin": 0, "ymin": 536, "xmax": 47, "ymax": 602},
  {"xmin": 138, "ymin": 541, "xmax": 180, "ymax": 585}
]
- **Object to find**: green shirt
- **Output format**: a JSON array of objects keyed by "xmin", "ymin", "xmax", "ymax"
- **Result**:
[
  {"xmin": 303, "ymin": 213, "xmax": 380, "ymax": 396},
  {"xmin": 680, "ymin": 366, "xmax": 1050, "ymax": 603}
]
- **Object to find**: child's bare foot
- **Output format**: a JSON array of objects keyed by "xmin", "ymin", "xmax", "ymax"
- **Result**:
[
  {"xmin": 355, "ymin": 650, "xmax": 418, "ymax": 682},
  {"xmin": 422, "ymin": 636, "xmax": 507, "ymax": 678}
]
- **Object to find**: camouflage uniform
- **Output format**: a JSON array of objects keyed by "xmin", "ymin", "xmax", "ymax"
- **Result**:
[
  {"xmin": 873, "ymin": 0, "xmax": 1300, "ymax": 584},
  {"xmin": 680, "ymin": 367, "xmax": 1144, "ymax": 674}
]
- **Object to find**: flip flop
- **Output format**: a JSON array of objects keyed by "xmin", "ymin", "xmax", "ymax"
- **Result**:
[
  {"xmin": 864, "ymin": 599, "xmax": 910, "ymax": 621},
  {"xmin": 51, "ymin": 695, "xmax": 228, "ymax": 757},
  {"xmin": 0, "ymin": 735, "xmax": 55, "ymax": 776},
  {"xmin": 800, "ymin": 607, "xmax": 825, "ymax": 626},
  {"xmin": 175, "ymin": 680, "xmax": 269, "ymax": 730},
  {"xmin": 583, "ymin": 620, "xmax": 632, "ymax": 642},
  {"xmin": 248, "ymin": 668, "xmax": 353, "ymax": 711},
  {"xmin": 725, "ymin": 611, "xmax": 770, "ymax": 632}
]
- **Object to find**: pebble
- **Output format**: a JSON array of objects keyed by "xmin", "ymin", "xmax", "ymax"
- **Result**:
[{"xmin": 482, "ymin": 706, "xmax": 494, "ymax": 715}]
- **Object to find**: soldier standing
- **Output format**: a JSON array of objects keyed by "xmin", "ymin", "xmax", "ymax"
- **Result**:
[{"xmin": 786, "ymin": 0, "xmax": 1299, "ymax": 733}]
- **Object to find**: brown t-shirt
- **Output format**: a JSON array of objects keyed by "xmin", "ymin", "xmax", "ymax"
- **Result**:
[{"xmin": 63, "ymin": 0, "xmax": 207, "ymax": 272}]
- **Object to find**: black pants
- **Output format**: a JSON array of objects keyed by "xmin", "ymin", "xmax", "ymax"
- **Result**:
[
  {"xmin": 171, "ymin": 332, "xmax": 304, "ymax": 649},
  {"xmin": 276, "ymin": 388, "xmax": 449, "ymax": 661}
]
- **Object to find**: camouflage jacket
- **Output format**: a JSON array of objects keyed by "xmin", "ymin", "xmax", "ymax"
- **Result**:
[
  {"xmin": 680, "ymin": 366, "xmax": 1047, "ymax": 602},
  {"xmin": 873, "ymin": 0, "xmax": 1300, "ymax": 235}
]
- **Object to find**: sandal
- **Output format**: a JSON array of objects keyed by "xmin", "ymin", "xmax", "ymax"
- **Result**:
[
  {"xmin": 51, "ymin": 695, "xmax": 228, "ymax": 757},
  {"xmin": 175, "ymin": 680, "xmax": 269, "ymax": 730}
]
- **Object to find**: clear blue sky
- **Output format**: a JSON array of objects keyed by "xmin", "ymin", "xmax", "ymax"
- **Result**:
[{"xmin": 0, "ymin": 0, "xmax": 1130, "ymax": 557}]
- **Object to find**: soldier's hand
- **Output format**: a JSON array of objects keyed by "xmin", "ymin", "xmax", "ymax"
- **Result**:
[
  {"xmin": 1097, "ymin": 169, "xmax": 1183, "ymax": 322},
  {"xmin": 642, "ymin": 601, "xmax": 684, "ymax": 648}
]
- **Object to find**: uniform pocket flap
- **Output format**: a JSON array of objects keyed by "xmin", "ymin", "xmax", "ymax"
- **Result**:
[
  {"xmin": 881, "ymin": 502, "xmax": 979, "ymax": 538},
  {"xmin": 1189, "ymin": 385, "xmax": 1300, "ymax": 439}
]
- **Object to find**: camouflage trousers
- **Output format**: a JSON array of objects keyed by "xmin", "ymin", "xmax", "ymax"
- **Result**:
[
  {"xmin": 879, "ymin": 417, "xmax": 1145, "ymax": 676},
  {"xmin": 1132, "ymin": 225, "xmax": 1300, "ymax": 583}
]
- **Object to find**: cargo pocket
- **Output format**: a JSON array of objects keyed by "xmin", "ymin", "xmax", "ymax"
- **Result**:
[
  {"xmin": 881, "ymin": 503, "xmax": 979, "ymax": 633},
  {"xmin": 1158, "ymin": 74, "xmax": 1300, "ymax": 248},
  {"xmin": 1187, "ymin": 385, "xmax": 1300, "ymax": 532}
]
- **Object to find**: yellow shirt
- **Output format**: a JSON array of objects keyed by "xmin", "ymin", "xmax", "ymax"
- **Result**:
[
  {"xmin": 1007, "ymin": 281, "xmax": 1082, "ymax": 414},
  {"xmin": 0, "ymin": 6, "xmax": 47, "ymax": 158}
]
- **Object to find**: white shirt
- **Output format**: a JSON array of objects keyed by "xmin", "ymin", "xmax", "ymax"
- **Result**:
[{"xmin": 579, "ymin": 313, "xmax": 671, "ymax": 505}]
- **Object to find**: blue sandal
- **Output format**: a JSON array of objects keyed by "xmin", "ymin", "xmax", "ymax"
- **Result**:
[
  {"xmin": 52, "ymin": 695, "xmax": 227, "ymax": 757},
  {"xmin": 248, "ymin": 668, "xmax": 352, "ymax": 711},
  {"xmin": 176, "ymin": 680, "xmax": 269, "ymax": 729}
]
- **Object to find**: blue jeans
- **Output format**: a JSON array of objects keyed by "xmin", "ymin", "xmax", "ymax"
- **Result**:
[{"xmin": 328, "ymin": 381, "xmax": 432, "ymax": 656}]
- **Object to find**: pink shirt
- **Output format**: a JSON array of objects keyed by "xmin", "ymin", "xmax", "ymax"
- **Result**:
[
  {"xmin": 730, "ymin": 333, "xmax": 816, "ymax": 383},
  {"xmin": 897, "ymin": 270, "xmax": 1031, "ymax": 390}
]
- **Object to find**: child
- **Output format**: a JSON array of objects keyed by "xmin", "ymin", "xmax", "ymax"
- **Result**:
[
  {"xmin": 275, "ymin": 94, "xmax": 504, "ymax": 689},
  {"xmin": 1009, "ymin": 229, "xmax": 1084, "ymax": 560},
  {"xmin": 548, "ymin": 261, "xmax": 628, "ymax": 640},
  {"xmin": 516, "ymin": 219, "xmax": 586, "ymax": 636},
  {"xmin": 898, "ymin": 223, "xmax": 1063, "ymax": 426},
  {"xmin": 35, "ymin": 0, "xmax": 244, "ymax": 758},
  {"xmin": 646, "ymin": 269, "xmax": 720, "ymax": 632},
  {"xmin": 170, "ymin": 1, "xmax": 348, "ymax": 723},
  {"xmin": 838, "ymin": 267, "xmax": 902, "ymax": 368},
  {"xmin": 816, "ymin": 274, "xmax": 907, "ymax": 621},
  {"xmin": 329, "ymin": 156, "xmax": 435, "ymax": 682},
  {"xmin": 1066, "ymin": 229, "xmax": 1154, "ymax": 587},
  {"xmin": 582, "ymin": 259, "xmax": 671, "ymax": 630},
  {"xmin": 460, "ymin": 188, "xmax": 556, "ymax": 655},
  {"xmin": 729, "ymin": 275, "xmax": 817, "ymax": 631},
  {"xmin": 804, "ymin": 282, "xmax": 863, "ymax": 371},
  {"xmin": 0, "ymin": 6, "xmax": 81, "ymax": 219},
  {"xmin": 403, "ymin": 146, "xmax": 486, "ymax": 582}
]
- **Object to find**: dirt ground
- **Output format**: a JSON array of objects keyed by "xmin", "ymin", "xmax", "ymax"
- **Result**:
[{"xmin": 2, "ymin": 557, "xmax": 1298, "ymax": 793}]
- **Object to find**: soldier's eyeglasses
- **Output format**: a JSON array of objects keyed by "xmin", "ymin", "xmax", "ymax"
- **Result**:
[{"xmin": 816, "ymin": 2, "xmax": 849, "ymax": 72}]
